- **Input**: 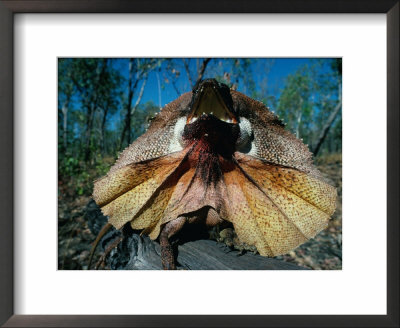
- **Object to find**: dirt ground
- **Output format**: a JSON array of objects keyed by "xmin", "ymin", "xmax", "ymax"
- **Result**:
[{"xmin": 58, "ymin": 153, "xmax": 342, "ymax": 270}]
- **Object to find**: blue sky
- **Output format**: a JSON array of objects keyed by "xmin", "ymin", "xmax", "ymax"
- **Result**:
[
  {"xmin": 97, "ymin": 58, "xmax": 338, "ymax": 132},
  {"xmin": 113, "ymin": 58, "xmax": 334, "ymax": 109}
]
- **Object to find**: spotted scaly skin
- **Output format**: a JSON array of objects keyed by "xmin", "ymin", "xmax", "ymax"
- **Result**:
[{"xmin": 92, "ymin": 79, "xmax": 336, "ymax": 268}]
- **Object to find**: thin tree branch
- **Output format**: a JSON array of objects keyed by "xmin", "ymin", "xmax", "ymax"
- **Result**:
[
  {"xmin": 182, "ymin": 58, "xmax": 193, "ymax": 89},
  {"xmin": 195, "ymin": 58, "xmax": 211, "ymax": 86},
  {"xmin": 170, "ymin": 79, "xmax": 181, "ymax": 97}
]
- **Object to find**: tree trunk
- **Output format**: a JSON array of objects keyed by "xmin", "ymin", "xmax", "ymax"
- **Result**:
[
  {"xmin": 84, "ymin": 103, "xmax": 95, "ymax": 162},
  {"xmin": 312, "ymin": 99, "xmax": 342, "ymax": 156},
  {"xmin": 294, "ymin": 98, "xmax": 303, "ymax": 139},
  {"xmin": 61, "ymin": 98, "xmax": 70, "ymax": 151},
  {"xmin": 194, "ymin": 58, "xmax": 211, "ymax": 86},
  {"xmin": 120, "ymin": 59, "xmax": 136, "ymax": 150},
  {"xmin": 155, "ymin": 70, "xmax": 162, "ymax": 109},
  {"xmin": 83, "ymin": 59, "xmax": 108, "ymax": 162},
  {"xmin": 100, "ymin": 102, "xmax": 109, "ymax": 154},
  {"xmin": 295, "ymin": 110, "xmax": 302, "ymax": 139},
  {"xmin": 182, "ymin": 58, "xmax": 194, "ymax": 88},
  {"xmin": 131, "ymin": 75, "xmax": 148, "ymax": 116}
]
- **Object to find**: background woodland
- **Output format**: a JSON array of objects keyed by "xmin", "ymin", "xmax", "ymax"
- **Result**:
[{"xmin": 58, "ymin": 58, "xmax": 342, "ymax": 270}]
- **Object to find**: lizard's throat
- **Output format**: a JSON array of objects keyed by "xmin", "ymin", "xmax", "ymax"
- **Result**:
[
  {"xmin": 182, "ymin": 114, "xmax": 240, "ymax": 159},
  {"xmin": 166, "ymin": 139, "xmax": 235, "ymax": 223}
]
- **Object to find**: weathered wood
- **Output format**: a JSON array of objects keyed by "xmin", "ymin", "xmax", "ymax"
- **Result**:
[
  {"xmin": 107, "ymin": 234, "xmax": 306, "ymax": 270},
  {"xmin": 85, "ymin": 200, "xmax": 307, "ymax": 270}
]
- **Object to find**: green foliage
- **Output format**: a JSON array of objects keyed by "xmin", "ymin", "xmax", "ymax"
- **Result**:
[
  {"xmin": 58, "ymin": 152, "xmax": 113, "ymax": 196},
  {"xmin": 58, "ymin": 58, "xmax": 124, "ymax": 161},
  {"xmin": 59, "ymin": 155, "xmax": 81, "ymax": 177},
  {"xmin": 276, "ymin": 60, "xmax": 342, "ymax": 155},
  {"xmin": 58, "ymin": 154, "xmax": 88, "ymax": 195}
]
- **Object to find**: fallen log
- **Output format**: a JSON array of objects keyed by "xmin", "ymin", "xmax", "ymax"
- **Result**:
[{"xmin": 85, "ymin": 199, "xmax": 307, "ymax": 270}]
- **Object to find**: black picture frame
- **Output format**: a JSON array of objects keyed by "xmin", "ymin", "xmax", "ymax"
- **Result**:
[{"xmin": 0, "ymin": 1, "xmax": 398, "ymax": 327}]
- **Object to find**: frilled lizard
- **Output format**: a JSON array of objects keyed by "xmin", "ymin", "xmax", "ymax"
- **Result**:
[{"xmin": 90, "ymin": 79, "xmax": 336, "ymax": 270}]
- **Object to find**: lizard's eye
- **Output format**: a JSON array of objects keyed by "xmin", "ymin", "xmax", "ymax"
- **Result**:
[
  {"xmin": 236, "ymin": 117, "xmax": 256, "ymax": 155},
  {"xmin": 168, "ymin": 117, "xmax": 186, "ymax": 152}
]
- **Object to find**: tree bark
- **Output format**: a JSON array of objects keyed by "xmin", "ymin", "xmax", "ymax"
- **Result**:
[
  {"xmin": 118, "ymin": 235, "xmax": 307, "ymax": 270},
  {"xmin": 195, "ymin": 58, "xmax": 211, "ymax": 86},
  {"xmin": 295, "ymin": 109, "xmax": 302, "ymax": 139},
  {"xmin": 120, "ymin": 60, "xmax": 150, "ymax": 150},
  {"xmin": 84, "ymin": 59, "xmax": 108, "ymax": 162},
  {"xmin": 84, "ymin": 103, "xmax": 95, "ymax": 162},
  {"xmin": 100, "ymin": 100, "xmax": 109, "ymax": 154},
  {"xmin": 155, "ymin": 70, "xmax": 161, "ymax": 109},
  {"xmin": 120, "ymin": 59, "xmax": 136, "ymax": 150},
  {"xmin": 312, "ymin": 99, "xmax": 342, "ymax": 156},
  {"xmin": 61, "ymin": 98, "xmax": 70, "ymax": 151},
  {"xmin": 182, "ymin": 58, "xmax": 194, "ymax": 88},
  {"xmin": 131, "ymin": 75, "xmax": 148, "ymax": 116}
]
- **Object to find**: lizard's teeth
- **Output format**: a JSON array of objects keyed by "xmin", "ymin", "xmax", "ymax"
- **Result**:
[
  {"xmin": 189, "ymin": 116, "xmax": 198, "ymax": 124},
  {"xmin": 219, "ymin": 117, "xmax": 232, "ymax": 123}
]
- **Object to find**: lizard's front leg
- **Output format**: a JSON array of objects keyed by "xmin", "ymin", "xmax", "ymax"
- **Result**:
[{"xmin": 159, "ymin": 217, "xmax": 186, "ymax": 270}]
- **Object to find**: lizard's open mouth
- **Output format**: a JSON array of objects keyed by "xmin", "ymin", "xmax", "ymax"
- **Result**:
[{"xmin": 187, "ymin": 79, "xmax": 237, "ymax": 125}]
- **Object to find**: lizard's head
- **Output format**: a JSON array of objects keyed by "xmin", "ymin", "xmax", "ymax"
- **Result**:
[
  {"xmin": 111, "ymin": 78, "xmax": 301, "ymax": 171},
  {"xmin": 169, "ymin": 79, "xmax": 255, "ymax": 159}
]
